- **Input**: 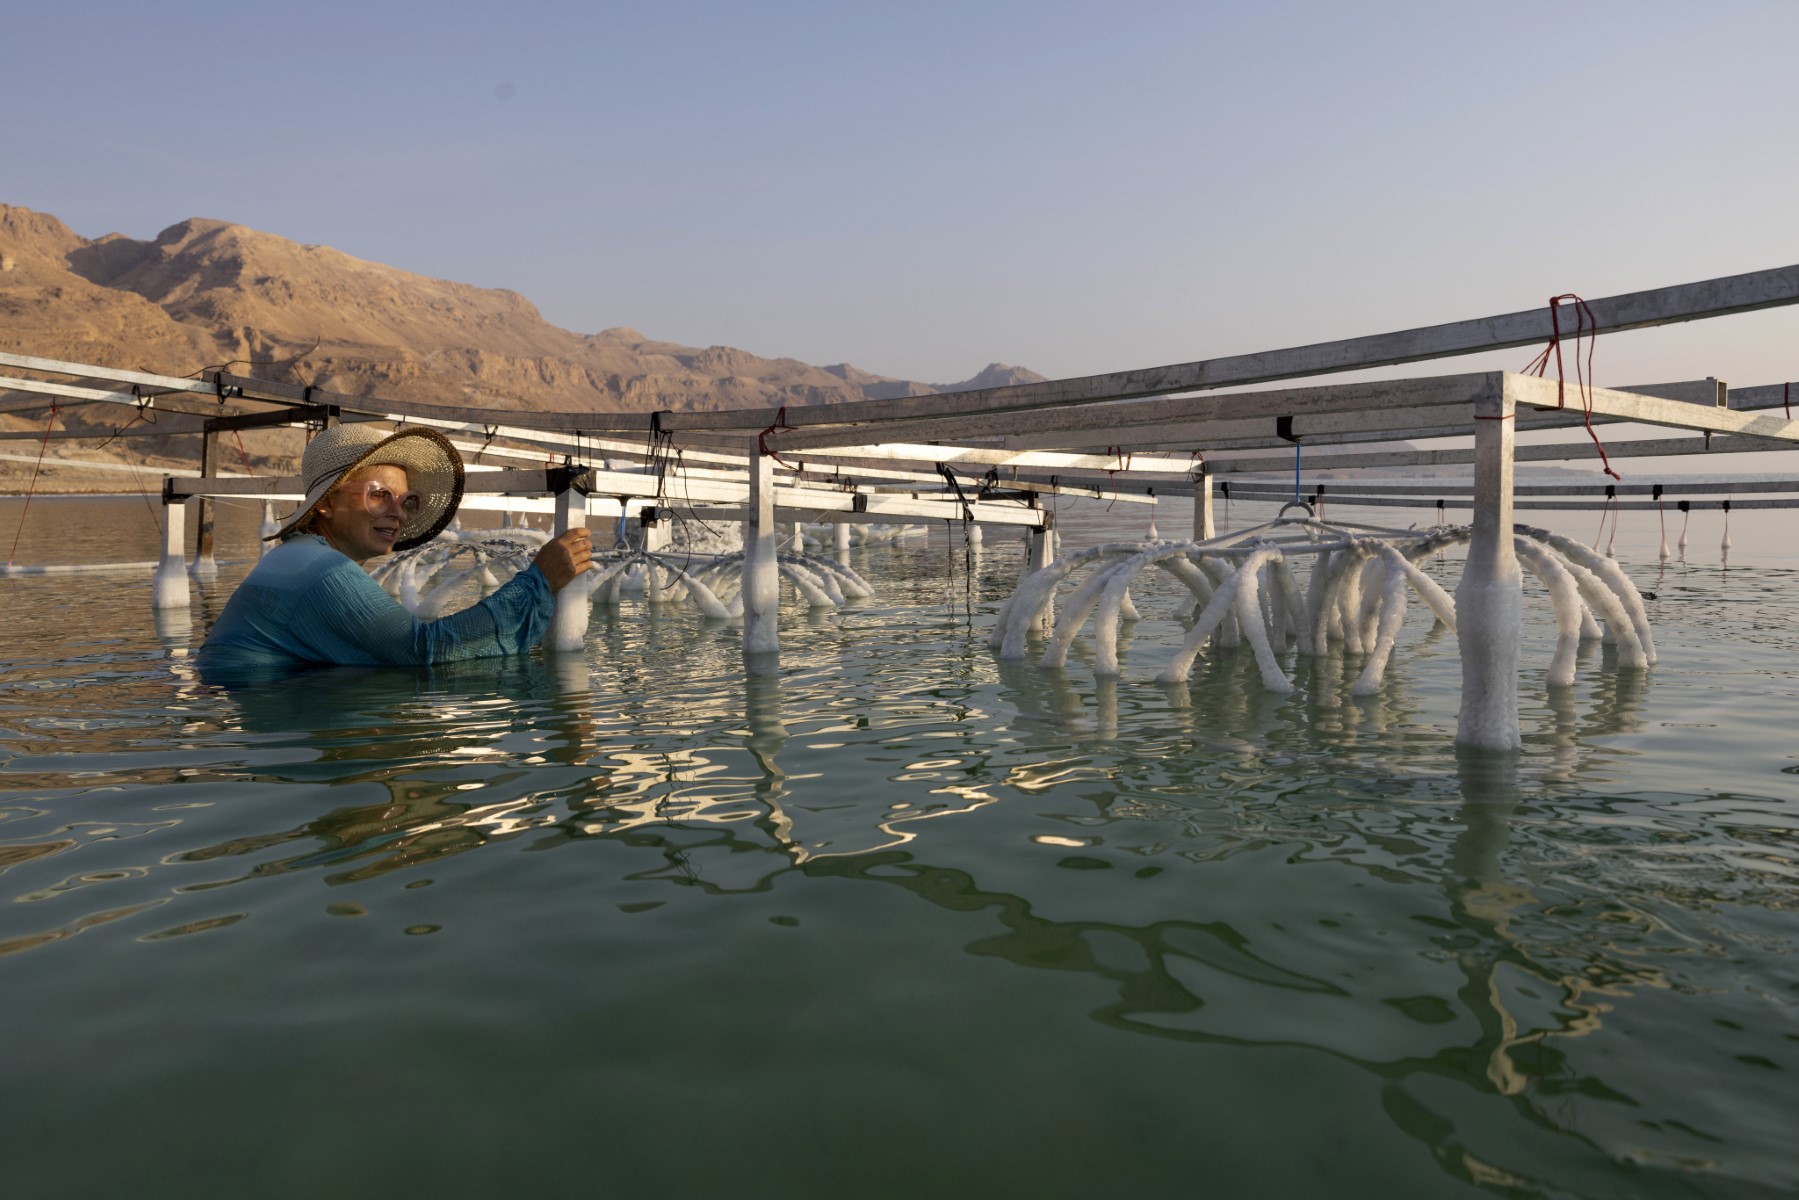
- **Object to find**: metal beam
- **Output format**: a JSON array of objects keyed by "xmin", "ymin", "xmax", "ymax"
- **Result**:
[
  {"xmin": 1220, "ymin": 476, "xmax": 1799, "ymax": 498},
  {"xmin": 757, "ymin": 373, "xmax": 1494, "ymax": 454},
  {"xmin": 658, "ymin": 265, "xmax": 1799, "ymax": 434}
]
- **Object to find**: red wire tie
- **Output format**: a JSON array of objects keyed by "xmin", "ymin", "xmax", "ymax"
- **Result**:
[
  {"xmin": 1523, "ymin": 293, "xmax": 1618, "ymax": 480},
  {"xmin": 757, "ymin": 405, "xmax": 795, "ymax": 466}
]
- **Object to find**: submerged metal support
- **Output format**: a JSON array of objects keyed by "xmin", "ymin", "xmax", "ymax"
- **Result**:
[
  {"xmin": 834, "ymin": 518, "xmax": 850, "ymax": 561},
  {"xmin": 189, "ymin": 429, "xmax": 219, "ymax": 581},
  {"xmin": 1027, "ymin": 516, "xmax": 1056, "ymax": 630},
  {"xmin": 153, "ymin": 483, "xmax": 189, "ymax": 610},
  {"xmin": 258, "ymin": 499, "xmax": 278, "ymax": 559},
  {"xmin": 547, "ymin": 482, "xmax": 588, "ymax": 652},
  {"xmin": 1028, "ymin": 520, "xmax": 1055, "ymax": 573},
  {"xmin": 1454, "ymin": 377, "xmax": 1522, "ymax": 750},
  {"xmin": 642, "ymin": 514, "xmax": 670, "ymax": 601},
  {"xmin": 1194, "ymin": 468, "xmax": 1215, "ymax": 540},
  {"xmin": 744, "ymin": 444, "xmax": 781, "ymax": 657}
]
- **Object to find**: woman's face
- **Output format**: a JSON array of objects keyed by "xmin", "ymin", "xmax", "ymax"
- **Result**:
[{"xmin": 314, "ymin": 464, "xmax": 415, "ymax": 561}]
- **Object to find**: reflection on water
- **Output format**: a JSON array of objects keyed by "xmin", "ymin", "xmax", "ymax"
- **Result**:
[{"xmin": 0, "ymin": 504, "xmax": 1796, "ymax": 1196}]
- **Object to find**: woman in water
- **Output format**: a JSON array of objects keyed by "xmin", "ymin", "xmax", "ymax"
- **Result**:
[{"xmin": 196, "ymin": 422, "xmax": 592, "ymax": 679}]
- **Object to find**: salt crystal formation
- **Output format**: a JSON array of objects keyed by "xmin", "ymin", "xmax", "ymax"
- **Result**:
[
  {"xmin": 372, "ymin": 524, "xmax": 875, "ymax": 652},
  {"xmin": 989, "ymin": 517, "xmax": 1655, "ymax": 705}
]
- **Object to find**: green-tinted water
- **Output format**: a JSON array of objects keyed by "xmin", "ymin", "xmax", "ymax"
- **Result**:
[{"xmin": 2, "ymin": 496, "xmax": 1795, "ymax": 1198}]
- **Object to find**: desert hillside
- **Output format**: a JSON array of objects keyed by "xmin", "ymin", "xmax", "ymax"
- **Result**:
[{"xmin": 0, "ymin": 202, "xmax": 1043, "ymax": 489}]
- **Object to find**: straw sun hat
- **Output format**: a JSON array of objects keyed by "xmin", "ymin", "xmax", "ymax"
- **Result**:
[{"xmin": 270, "ymin": 424, "xmax": 465, "ymax": 552}]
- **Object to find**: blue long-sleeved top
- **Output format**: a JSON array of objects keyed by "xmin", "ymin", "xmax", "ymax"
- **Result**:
[{"xmin": 196, "ymin": 535, "xmax": 553, "ymax": 679}]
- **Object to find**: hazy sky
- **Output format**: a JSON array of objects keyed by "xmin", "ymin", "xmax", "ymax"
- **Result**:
[{"xmin": 6, "ymin": 0, "xmax": 1798, "ymax": 391}]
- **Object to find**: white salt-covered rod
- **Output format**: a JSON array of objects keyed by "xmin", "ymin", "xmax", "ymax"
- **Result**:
[
  {"xmin": 1521, "ymin": 526, "xmax": 1657, "ymax": 666},
  {"xmin": 545, "ymin": 486, "xmax": 591, "ymax": 653},
  {"xmin": 1455, "ymin": 385, "xmax": 1522, "ymax": 752},
  {"xmin": 743, "ymin": 445, "xmax": 780, "ymax": 656},
  {"xmin": 1155, "ymin": 549, "xmax": 1280, "ymax": 684},
  {"xmin": 1513, "ymin": 538, "xmax": 1585, "ymax": 688},
  {"xmin": 152, "ymin": 498, "xmax": 188, "ymax": 611},
  {"xmin": 1350, "ymin": 549, "xmax": 1412, "ymax": 696}
]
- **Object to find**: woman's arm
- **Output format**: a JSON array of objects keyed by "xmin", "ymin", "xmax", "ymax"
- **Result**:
[{"xmin": 291, "ymin": 558, "xmax": 556, "ymax": 666}]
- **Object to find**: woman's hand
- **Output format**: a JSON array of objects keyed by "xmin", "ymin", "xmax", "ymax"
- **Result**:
[{"xmin": 533, "ymin": 528, "xmax": 595, "ymax": 593}]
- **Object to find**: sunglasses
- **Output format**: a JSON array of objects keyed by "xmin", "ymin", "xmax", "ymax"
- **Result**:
[{"xmin": 340, "ymin": 479, "xmax": 424, "ymax": 519}]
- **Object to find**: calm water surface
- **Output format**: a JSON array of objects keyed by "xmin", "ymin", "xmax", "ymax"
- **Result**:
[{"xmin": 1, "ymin": 495, "xmax": 1795, "ymax": 1198}]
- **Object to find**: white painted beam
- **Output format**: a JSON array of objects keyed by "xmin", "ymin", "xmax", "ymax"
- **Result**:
[
  {"xmin": 1508, "ymin": 374, "xmax": 1799, "ymax": 442},
  {"xmin": 659, "ymin": 265, "xmax": 1799, "ymax": 433},
  {"xmin": 0, "ymin": 352, "xmax": 221, "ymax": 397},
  {"xmin": 1214, "ymin": 475, "xmax": 1799, "ymax": 498},
  {"xmin": 758, "ymin": 374, "xmax": 1493, "ymax": 454}
]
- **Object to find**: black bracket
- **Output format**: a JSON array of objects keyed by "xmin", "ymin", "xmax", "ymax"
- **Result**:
[
  {"xmin": 544, "ymin": 464, "xmax": 594, "ymax": 496},
  {"xmin": 851, "ymin": 492, "xmax": 869, "ymax": 513},
  {"xmin": 203, "ymin": 404, "xmax": 336, "ymax": 433},
  {"xmin": 1277, "ymin": 415, "xmax": 1300, "ymax": 443},
  {"xmin": 936, "ymin": 463, "xmax": 975, "ymax": 523}
]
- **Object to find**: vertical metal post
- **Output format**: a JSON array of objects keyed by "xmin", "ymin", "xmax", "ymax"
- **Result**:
[
  {"xmin": 1028, "ymin": 521, "xmax": 1054, "ymax": 573},
  {"xmin": 1027, "ymin": 514, "xmax": 1056, "ymax": 630},
  {"xmin": 641, "ymin": 512, "xmax": 669, "ymax": 601},
  {"xmin": 834, "ymin": 518, "xmax": 850, "ymax": 561},
  {"xmin": 189, "ymin": 429, "xmax": 219, "ymax": 580},
  {"xmin": 744, "ymin": 444, "xmax": 780, "ymax": 658},
  {"xmin": 258, "ymin": 499, "xmax": 278, "ymax": 559},
  {"xmin": 153, "ymin": 485, "xmax": 189, "ymax": 610},
  {"xmin": 1455, "ymin": 375, "xmax": 1522, "ymax": 751},
  {"xmin": 1194, "ymin": 469, "xmax": 1215, "ymax": 541},
  {"xmin": 546, "ymin": 479, "xmax": 588, "ymax": 652}
]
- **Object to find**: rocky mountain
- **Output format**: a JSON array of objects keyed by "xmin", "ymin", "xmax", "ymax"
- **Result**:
[
  {"xmin": 0, "ymin": 203, "xmax": 1041, "ymax": 413},
  {"xmin": 0, "ymin": 202, "xmax": 1044, "ymax": 489}
]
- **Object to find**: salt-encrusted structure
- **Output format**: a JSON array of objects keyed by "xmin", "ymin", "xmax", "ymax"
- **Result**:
[{"xmin": 4, "ymin": 265, "xmax": 1798, "ymax": 747}]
